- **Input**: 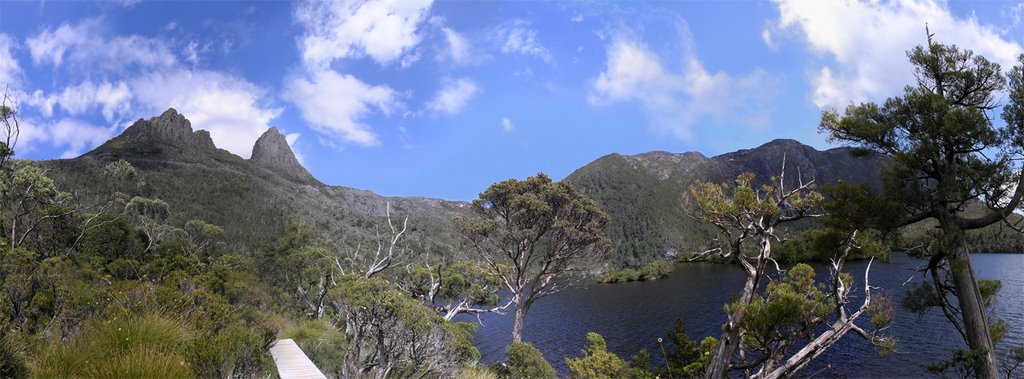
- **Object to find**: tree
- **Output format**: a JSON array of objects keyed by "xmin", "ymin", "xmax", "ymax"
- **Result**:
[
  {"xmin": 460, "ymin": 173, "xmax": 610, "ymax": 343},
  {"xmin": 820, "ymin": 31, "xmax": 1024, "ymax": 378},
  {"xmin": 123, "ymin": 196, "xmax": 175, "ymax": 253},
  {"xmin": 689, "ymin": 171, "xmax": 892, "ymax": 378},
  {"xmin": 400, "ymin": 259, "xmax": 508, "ymax": 322},
  {"xmin": 326, "ymin": 274, "xmax": 477, "ymax": 378},
  {"xmin": 0, "ymin": 90, "xmax": 19, "ymax": 172},
  {"xmin": 0, "ymin": 161, "xmax": 75, "ymax": 249}
]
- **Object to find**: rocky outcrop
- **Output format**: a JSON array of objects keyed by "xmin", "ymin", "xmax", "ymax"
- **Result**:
[
  {"xmin": 250, "ymin": 127, "xmax": 315, "ymax": 183},
  {"xmin": 115, "ymin": 108, "xmax": 218, "ymax": 149}
]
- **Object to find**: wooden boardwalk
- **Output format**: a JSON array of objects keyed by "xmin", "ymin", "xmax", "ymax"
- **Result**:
[{"xmin": 270, "ymin": 339, "xmax": 327, "ymax": 379}]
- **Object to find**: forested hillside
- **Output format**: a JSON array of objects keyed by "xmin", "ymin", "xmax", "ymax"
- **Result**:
[{"xmin": 564, "ymin": 139, "xmax": 888, "ymax": 267}]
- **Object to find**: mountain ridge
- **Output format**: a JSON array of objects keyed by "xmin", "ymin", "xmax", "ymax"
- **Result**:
[
  {"xmin": 564, "ymin": 138, "xmax": 888, "ymax": 267},
  {"xmin": 37, "ymin": 109, "xmax": 902, "ymax": 267}
]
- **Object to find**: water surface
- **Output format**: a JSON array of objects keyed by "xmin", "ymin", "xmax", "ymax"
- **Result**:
[{"xmin": 463, "ymin": 253, "xmax": 1023, "ymax": 377}]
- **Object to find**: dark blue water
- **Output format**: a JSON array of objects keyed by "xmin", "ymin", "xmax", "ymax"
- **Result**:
[{"xmin": 462, "ymin": 253, "xmax": 1024, "ymax": 377}]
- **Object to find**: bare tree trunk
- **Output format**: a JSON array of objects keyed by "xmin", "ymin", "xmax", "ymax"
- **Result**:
[
  {"xmin": 950, "ymin": 245, "xmax": 999, "ymax": 378},
  {"xmin": 707, "ymin": 267, "xmax": 758, "ymax": 378},
  {"xmin": 511, "ymin": 298, "xmax": 532, "ymax": 343}
]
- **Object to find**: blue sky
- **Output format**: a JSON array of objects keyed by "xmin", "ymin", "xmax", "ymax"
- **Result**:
[{"xmin": 1, "ymin": 0, "xmax": 1022, "ymax": 200}]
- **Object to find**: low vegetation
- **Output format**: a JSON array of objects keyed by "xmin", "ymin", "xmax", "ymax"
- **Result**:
[{"xmin": 600, "ymin": 259, "xmax": 674, "ymax": 283}]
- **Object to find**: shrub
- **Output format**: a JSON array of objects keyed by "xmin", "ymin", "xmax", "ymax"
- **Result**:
[
  {"xmin": 566, "ymin": 332, "xmax": 629, "ymax": 379},
  {"xmin": 499, "ymin": 342, "xmax": 556, "ymax": 379}
]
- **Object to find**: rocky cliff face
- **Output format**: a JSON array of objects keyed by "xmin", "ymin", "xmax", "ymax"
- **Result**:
[
  {"xmin": 117, "ymin": 108, "xmax": 216, "ymax": 148},
  {"xmin": 250, "ymin": 127, "xmax": 315, "ymax": 183}
]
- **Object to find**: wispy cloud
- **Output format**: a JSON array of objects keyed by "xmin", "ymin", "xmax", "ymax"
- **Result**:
[
  {"xmin": 496, "ymin": 20, "xmax": 554, "ymax": 65},
  {"xmin": 26, "ymin": 18, "xmax": 177, "ymax": 72},
  {"xmin": 427, "ymin": 77, "xmax": 479, "ymax": 115},
  {"xmin": 589, "ymin": 34, "xmax": 775, "ymax": 140},
  {"xmin": 0, "ymin": 34, "xmax": 22, "ymax": 88}
]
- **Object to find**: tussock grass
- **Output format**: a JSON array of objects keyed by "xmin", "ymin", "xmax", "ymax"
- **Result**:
[{"xmin": 31, "ymin": 314, "xmax": 195, "ymax": 378}]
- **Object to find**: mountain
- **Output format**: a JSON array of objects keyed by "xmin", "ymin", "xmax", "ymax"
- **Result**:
[
  {"xmin": 564, "ymin": 139, "xmax": 888, "ymax": 267},
  {"xmin": 35, "ymin": 109, "xmax": 1017, "ymax": 269},
  {"xmin": 41, "ymin": 108, "xmax": 468, "ymax": 253},
  {"xmin": 250, "ymin": 127, "xmax": 316, "ymax": 183}
]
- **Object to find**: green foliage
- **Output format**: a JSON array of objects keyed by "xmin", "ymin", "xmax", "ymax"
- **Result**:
[
  {"xmin": 736, "ymin": 264, "xmax": 833, "ymax": 351},
  {"xmin": 927, "ymin": 348, "xmax": 989, "ymax": 378},
  {"xmin": 281, "ymin": 319, "xmax": 348, "ymax": 374},
  {"xmin": 461, "ymin": 366, "xmax": 500, "ymax": 379},
  {"xmin": 822, "ymin": 35, "xmax": 1024, "ymax": 376},
  {"xmin": 462, "ymin": 173, "xmax": 610, "ymax": 341},
  {"xmin": 499, "ymin": 342, "xmax": 557, "ymax": 379},
  {"xmin": 0, "ymin": 333, "xmax": 27, "ymax": 378},
  {"xmin": 31, "ymin": 314, "xmax": 196, "ymax": 378},
  {"xmin": 329, "ymin": 274, "xmax": 479, "ymax": 377},
  {"xmin": 566, "ymin": 332, "xmax": 629, "ymax": 379},
  {"xmin": 601, "ymin": 260, "xmax": 673, "ymax": 283},
  {"xmin": 624, "ymin": 318, "xmax": 717, "ymax": 378},
  {"xmin": 775, "ymin": 227, "xmax": 889, "ymax": 263},
  {"xmin": 78, "ymin": 213, "xmax": 142, "ymax": 260},
  {"xmin": 661, "ymin": 319, "xmax": 717, "ymax": 378}
]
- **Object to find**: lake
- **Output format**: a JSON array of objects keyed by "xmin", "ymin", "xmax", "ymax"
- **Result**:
[{"xmin": 462, "ymin": 253, "xmax": 1024, "ymax": 377}]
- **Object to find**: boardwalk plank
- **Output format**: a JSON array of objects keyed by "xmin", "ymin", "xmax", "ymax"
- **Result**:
[{"xmin": 270, "ymin": 339, "xmax": 327, "ymax": 379}]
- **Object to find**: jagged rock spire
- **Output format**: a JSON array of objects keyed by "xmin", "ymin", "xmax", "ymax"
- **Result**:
[
  {"xmin": 250, "ymin": 127, "xmax": 314, "ymax": 182},
  {"xmin": 116, "ymin": 108, "xmax": 218, "ymax": 149}
]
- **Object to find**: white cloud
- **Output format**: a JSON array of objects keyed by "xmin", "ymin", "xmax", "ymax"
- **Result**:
[
  {"xmin": 571, "ymin": 14, "xmax": 584, "ymax": 23},
  {"xmin": 28, "ymin": 80, "xmax": 133, "ymax": 122},
  {"xmin": 16, "ymin": 18, "xmax": 282, "ymax": 159},
  {"xmin": 589, "ymin": 36, "xmax": 774, "ymax": 140},
  {"xmin": 501, "ymin": 117, "xmax": 514, "ymax": 131},
  {"xmin": 184, "ymin": 41, "xmax": 200, "ymax": 66},
  {"xmin": 286, "ymin": 70, "xmax": 399, "ymax": 146},
  {"xmin": 130, "ymin": 69, "xmax": 282, "ymax": 158},
  {"xmin": 497, "ymin": 20, "xmax": 554, "ymax": 64},
  {"xmin": 18, "ymin": 118, "xmax": 117, "ymax": 158},
  {"xmin": 284, "ymin": 132, "xmax": 306, "ymax": 165},
  {"xmin": 26, "ymin": 18, "xmax": 177, "ymax": 72},
  {"xmin": 0, "ymin": 34, "xmax": 21, "ymax": 88},
  {"xmin": 442, "ymin": 27, "xmax": 470, "ymax": 64},
  {"xmin": 772, "ymin": 0, "xmax": 1024, "ymax": 108},
  {"xmin": 49, "ymin": 118, "xmax": 117, "ymax": 158},
  {"xmin": 294, "ymin": 0, "xmax": 433, "ymax": 68},
  {"xmin": 427, "ymin": 77, "xmax": 479, "ymax": 115},
  {"xmin": 761, "ymin": 29, "xmax": 775, "ymax": 50}
]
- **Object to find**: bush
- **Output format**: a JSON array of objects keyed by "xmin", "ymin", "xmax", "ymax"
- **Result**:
[
  {"xmin": 601, "ymin": 260, "xmax": 673, "ymax": 283},
  {"xmin": 499, "ymin": 342, "xmax": 556, "ymax": 379},
  {"xmin": 566, "ymin": 332, "xmax": 629, "ymax": 379},
  {"xmin": 106, "ymin": 258, "xmax": 140, "ymax": 280}
]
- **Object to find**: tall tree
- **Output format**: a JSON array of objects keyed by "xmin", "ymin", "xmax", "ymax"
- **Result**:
[
  {"xmin": 460, "ymin": 173, "xmax": 610, "ymax": 342},
  {"xmin": 689, "ymin": 171, "xmax": 892, "ymax": 378},
  {"xmin": 820, "ymin": 31, "xmax": 1024, "ymax": 378}
]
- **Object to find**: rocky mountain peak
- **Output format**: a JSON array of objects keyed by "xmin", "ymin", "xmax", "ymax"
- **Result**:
[
  {"xmin": 250, "ymin": 127, "xmax": 315, "ymax": 183},
  {"xmin": 116, "ymin": 108, "xmax": 217, "ymax": 150}
]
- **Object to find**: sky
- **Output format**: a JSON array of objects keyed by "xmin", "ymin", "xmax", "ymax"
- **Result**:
[{"xmin": 0, "ymin": 0, "xmax": 1022, "ymax": 200}]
